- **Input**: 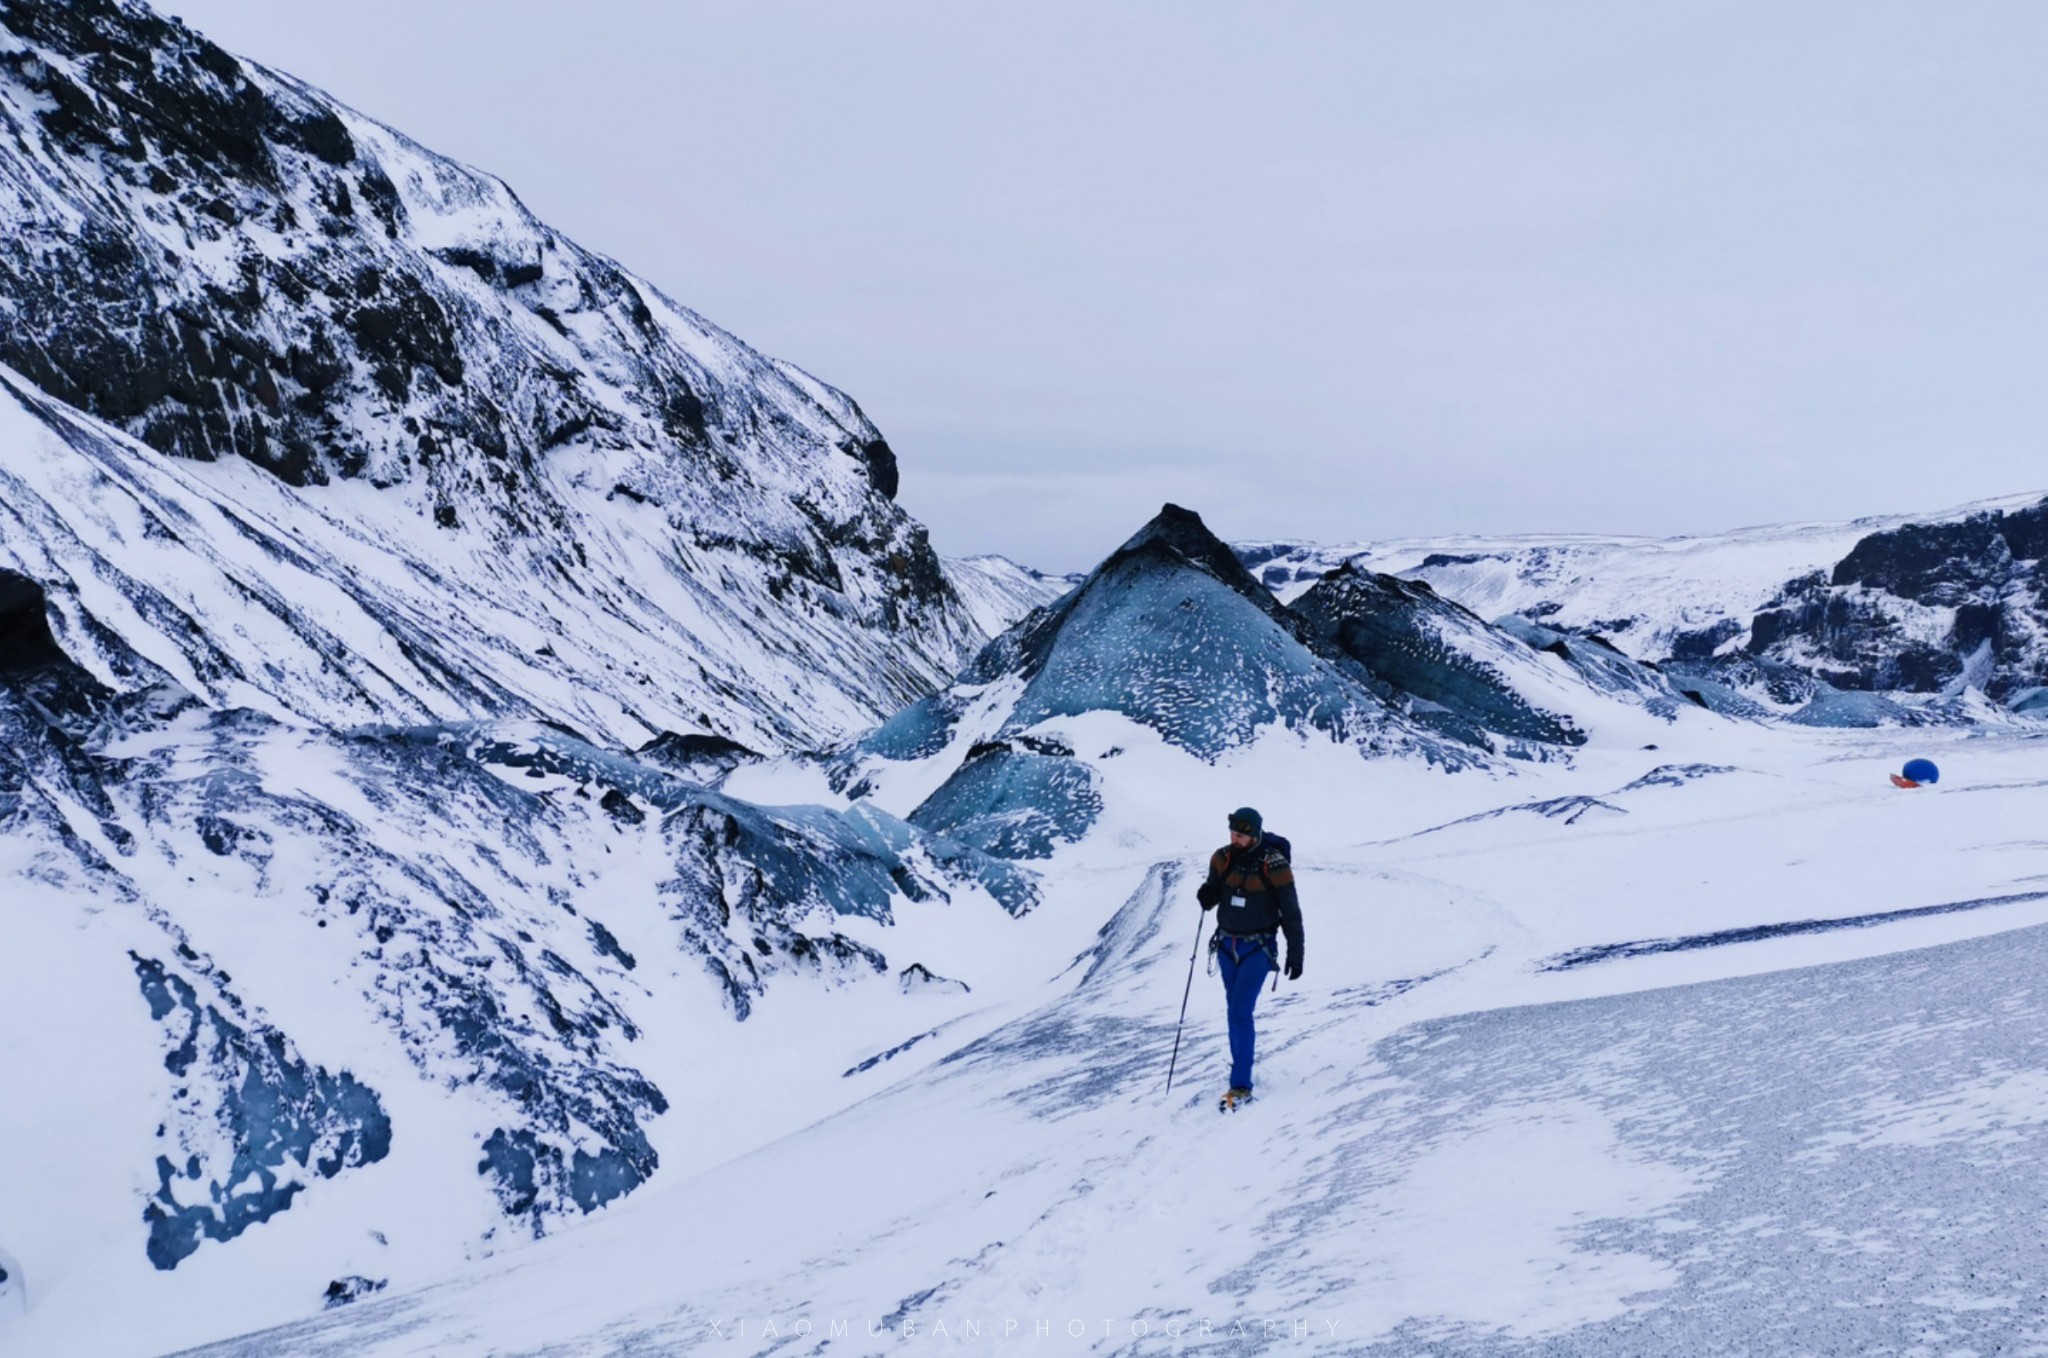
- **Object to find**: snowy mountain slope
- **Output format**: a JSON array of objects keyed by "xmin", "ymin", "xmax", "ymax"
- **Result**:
[
  {"xmin": 1238, "ymin": 490, "xmax": 2048, "ymax": 717},
  {"xmin": 0, "ymin": 1, "xmax": 1033, "ymax": 1298},
  {"xmin": 7, "ymin": 495, "xmax": 2027, "ymax": 1358},
  {"xmin": 940, "ymin": 554, "xmax": 1077, "ymax": 641},
  {"xmin": 0, "ymin": 593, "xmax": 1075, "ymax": 1350},
  {"xmin": 147, "ymin": 719, "xmax": 2048, "ymax": 1358},
  {"xmin": 0, "ymin": 0, "xmax": 982, "ymax": 752},
  {"xmin": 7, "ymin": 510, "xmax": 2043, "ymax": 1358},
  {"xmin": 0, "ymin": 362, "xmax": 956, "ymax": 752}
]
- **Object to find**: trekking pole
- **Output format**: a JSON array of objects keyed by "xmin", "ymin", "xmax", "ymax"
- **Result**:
[{"xmin": 1163, "ymin": 909, "xmax": 1207, "ymax": 1096}]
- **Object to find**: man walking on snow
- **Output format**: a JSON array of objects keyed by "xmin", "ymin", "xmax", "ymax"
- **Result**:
[{"xmin": 1195, "ymin": 807, "xmax": 1304, "ymax": 1111}]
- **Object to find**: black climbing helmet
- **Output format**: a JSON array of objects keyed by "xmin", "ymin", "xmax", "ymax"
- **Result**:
[{"xmin": 1228, "ymin": 806, "xmax": 1262, "ymax": 838}]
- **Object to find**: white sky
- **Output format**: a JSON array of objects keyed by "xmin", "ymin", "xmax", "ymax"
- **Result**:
[{"xmin": 168, "ymin": 1, "xmax": 2048, "ymax": 571}]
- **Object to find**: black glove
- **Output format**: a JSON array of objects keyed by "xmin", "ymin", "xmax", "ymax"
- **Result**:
[
  {"xmin": 1195, "ymin": 880, "xmax": 1220, "ymax": 911},
  {"xmin": 1284, "ymin": 954, "xmax": 1303, "ymax": 981}
]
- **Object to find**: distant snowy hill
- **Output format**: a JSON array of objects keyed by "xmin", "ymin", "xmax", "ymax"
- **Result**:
[
  {"xmin": 1240, "ymin": 490, "xmax": 2048, "ymax": 720},
  {"xmin": 0, "ymin": 0, "xmax": 984, "ymax": 753},
  {"xmin": 940, "ymin": 554, "xmax": 1076, "ymax": 640}
]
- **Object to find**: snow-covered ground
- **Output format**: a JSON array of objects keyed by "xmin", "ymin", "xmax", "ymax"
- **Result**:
[{"xmin": 25, "ymin": 713, "xmax": 2029, "ymax": 1358}]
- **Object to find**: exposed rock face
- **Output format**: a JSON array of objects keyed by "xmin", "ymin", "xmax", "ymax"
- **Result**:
[
  {"xmin": 632, "ymin": 731, "xmax": 760, "ymax": 787},
  {"xmin": 321, "ymin": 1275, "xmax": 386, "ymax": 1309},
  {"xmin": 1740, "ymin": 502, "xmax": 2048, "ymax": 701},
  {"xmin": 1833, "ymin": 503, "xmax": 2048, "ymax": 599},
  {"xmin": 0, "ymin": 567, "xmax": 63, "ymax": 673},
  {"xmin": 1292, "ymin": 564, "xmax": 1586, "ymax": 748},
  {"xmin": 897, "ymin": 962, "xmax": 970, "ymax": 996},
  {"xmin": 132, "ymin": 953, "xmax": 392, "ymax": 1271},
  {"xmin": 0, "ymin": 0, "xmax": 981, "ymax": 751}
]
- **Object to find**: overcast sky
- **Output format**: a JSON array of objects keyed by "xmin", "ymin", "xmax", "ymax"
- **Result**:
[{"xmin": 169, "ymin": 1, "xmax": 2048, "ymax": 571}]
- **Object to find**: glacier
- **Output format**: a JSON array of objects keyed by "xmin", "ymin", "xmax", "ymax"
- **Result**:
[{"xmin": 1, "ymin": 1, "xmax": 2046, "ymax": 1354}]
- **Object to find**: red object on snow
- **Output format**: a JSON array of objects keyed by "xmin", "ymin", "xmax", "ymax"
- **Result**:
[{"xmin": 1889, "ymin": 773, "xmax": 1921, "ymax": 789}]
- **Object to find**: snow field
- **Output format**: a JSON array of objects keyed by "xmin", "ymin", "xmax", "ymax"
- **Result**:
[{"xmin": 142, "ymin": 715, "xmax": 2048, "ymax": 1356}]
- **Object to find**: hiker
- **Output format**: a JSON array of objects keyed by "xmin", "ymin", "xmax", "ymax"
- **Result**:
[{"xmin": 1195, "ymin": 807, "xmax": 1303, "ymax": 1111}]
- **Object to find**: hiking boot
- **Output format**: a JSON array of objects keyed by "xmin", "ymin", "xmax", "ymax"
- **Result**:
[{"xmin": 1218, "ymin": 1086, "xmax": 1252, "ymax": 1112}]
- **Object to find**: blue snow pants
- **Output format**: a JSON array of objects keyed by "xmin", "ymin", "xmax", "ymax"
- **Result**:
[{"xmin": 1216, "ymin": 933, "xmax": 1275, "ymax": 1091}]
